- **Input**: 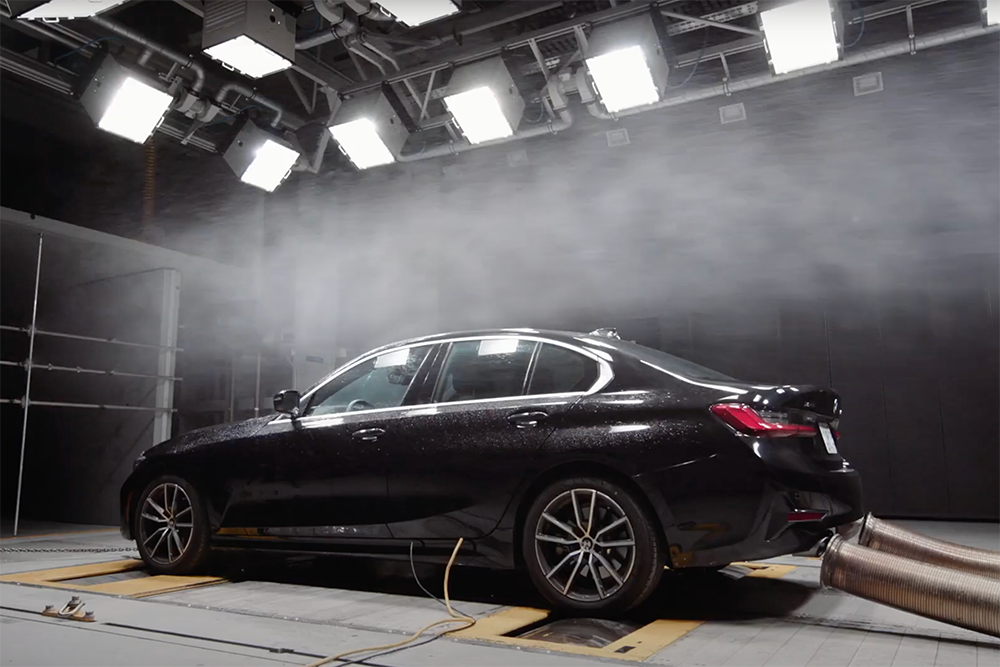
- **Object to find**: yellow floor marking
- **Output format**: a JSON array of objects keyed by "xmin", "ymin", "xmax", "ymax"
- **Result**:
[
  {"xmin": 0, "ymin": 528, "xmax": 118, "ymax": 541},
  {"xmin": 454, "ymin": 561, "xmax": 797, "ymax": 661},
  {"xmin": 0, "ymin": 559, "xmax": 225, "ymax": 598},
  {"xmin": 738, "ymin": 562, "xmax": 797, "ymax": 579},
  {"xmin": 91, "ymin": 575, "xmax": 227, "ymax": 598},
  {"xmin": 0, "ymin": 559, "xmax": 142, "ymax": 584},
  {"xmin": 603, "ymin": 619, "xmax": 704, "ymax": 661}
]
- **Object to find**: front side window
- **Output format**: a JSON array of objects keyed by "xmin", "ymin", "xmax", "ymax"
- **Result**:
[
  {"xmin": 306, "ymin": 345, "xmax": 431, "ymax": 416},
  {"xmin": 435, "ymin": 339, "xmax": 536, "ymax": 403},
  {"xmin": 528, "ymin": 343, "xmax": 599, "ymax": 395}
]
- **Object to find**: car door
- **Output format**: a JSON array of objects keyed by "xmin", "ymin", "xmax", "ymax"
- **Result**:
[
  {"xmin": 226, "ymin": 344, "xmax": 434, "ymax": 534},
  {"xmin": 384, "ymin": 337, "xmax": 603, "ymax": 539}
]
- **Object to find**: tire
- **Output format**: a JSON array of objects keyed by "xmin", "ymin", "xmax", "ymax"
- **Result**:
[
  {"xmin": 133, "ymin": 475, "xmax": 212, "ymax": 575},
  {"xmin": 522, "ymin": 476, "xmax": 664, "ymax": 615}
]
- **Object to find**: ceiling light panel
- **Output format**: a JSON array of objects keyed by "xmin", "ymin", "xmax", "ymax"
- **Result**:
[
  {"xmin": 585, "ymin": 14, "xmax": 669, "ymax": 113},
  {"xmin": 224, "ymin": 121, "xmax": 300, "ymax": 192},
  {"xmin": 13, "ymin": 0, "xmax": 129, "ymax": 20},
  {"xmin": 443, "ymin": 57, "xmax": 525, "ymax": 145},
  {"xmin": 80, "ymin": 55, "xmax": 172, "ymax": 144},
  {"xmin": 202, "ymin": 0, "xmax": 295, "ymax": 79},
  {"xmin": 760, "ymin": 0, "xmax": 840, "ymax": 75},
  {"xmin": 375, "ymin": 0, "xmax": 460, "ymax": 27},
  {"xmin": 329, "ymin": 91, "xmax": 410, "ymax": 169}
]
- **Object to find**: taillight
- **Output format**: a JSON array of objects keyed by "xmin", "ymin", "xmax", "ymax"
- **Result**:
[{"xmin": 710, "ymin": 403, "xmax": 818, "ymax": 438}]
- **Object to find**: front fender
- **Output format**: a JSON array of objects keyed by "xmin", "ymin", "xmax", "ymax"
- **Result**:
[{"xmin": 119, "ymin": 459, "xmax": 231, "ymax": 540}]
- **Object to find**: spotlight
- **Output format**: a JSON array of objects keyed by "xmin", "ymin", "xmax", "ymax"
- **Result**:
[
  {"xmin": 443, "ymin": 57, "xmax": 525, "ymax": 145},
  {"xmin": 10, "ymin": 0, "xmax": 128, "ymax": 20},
  {"xmin": 759, "ymin": 0, "xmax": 841, "ymax": 75},
  {"xmin": 202, "ymin": 0, "xmax": 294, "ymax": 79},
  {"xmin": 80, "ymin": 55, "xmax": 173, "ymax": 144},
  {"xmin": 374, "ymin": 0, "xmax": 460, "ymax": 27},
  {"xmin": 585, "ymin": 14, "xmax": 668, "ymax": 113},
  {"xmin": 224, "ymin": 121, "xmax": 300, "ymax": 192},
  {"xmin": 329, "ymin": 91, "xmax": 410, "ymax": 169}
]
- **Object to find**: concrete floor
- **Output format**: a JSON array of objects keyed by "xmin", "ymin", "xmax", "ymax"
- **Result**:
[{"xmin": 1, "ymin": 520, "xmax": 997, "ymax": 666}]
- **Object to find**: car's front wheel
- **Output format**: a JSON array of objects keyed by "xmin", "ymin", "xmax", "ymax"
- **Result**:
[
  {"xmin": 522, "ymin": 476, "xmax": 664, "ymax": 615},
  {"xmin": 134, "ymin": 475, "xmax": 211, "ymax": 575}
]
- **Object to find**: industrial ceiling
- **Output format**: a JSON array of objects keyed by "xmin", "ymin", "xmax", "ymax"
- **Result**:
[{"xmin": 0, "ymin": 0, "xmax": 996, "ymax": 192}]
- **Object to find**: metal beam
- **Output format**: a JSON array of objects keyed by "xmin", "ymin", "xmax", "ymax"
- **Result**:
[
  {"xmin": 343, "ymin": 0, "xmax": 655, "ymax": 95},
  {"xmin": 13, "ymin": 234, "xmax": 42, "ymax": 537},
  {"xmin": 292, "ymin": 51, "xmax": 354, "ymax": 92},
  {"xmin": 660, "ymin": 8, "xmax": 762, "ymax": 37},
  {"xmin": 170, "ymin": 0, "xmax": 204, "ymax": 17}
]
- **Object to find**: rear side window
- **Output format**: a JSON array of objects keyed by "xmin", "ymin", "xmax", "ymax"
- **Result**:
[
  {"xmin": 528, "ymin": 344, "xmax": 599, "ymax": 395},
  {"xmin": 435, "ymin": 339, "xmax": 536, "ymax": 403}
]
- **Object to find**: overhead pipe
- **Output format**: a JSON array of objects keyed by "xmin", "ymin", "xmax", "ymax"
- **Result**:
[
  {"xmin": 89, "ymin": 15, "xmax": 205, "ymax": 93},
  {"xmin": 0, "ymin": 3, "xmax": 86, "ymax": 49},
  {"xmin": 296, "ymin": 16, "xmax": 358, "ymax": 50},
  {"xmin": 214, "ymin": 82, "xmax": 304, "ymax": 130},
  {"xmin": 821, "ymin": 534, "xmax": 1000, "ymax": 638},
  {"xmin": 859, "ymin": 513, "xmax": 1000, "ymax": 580},
  {"xmin": 343, "ymin": 0, "xmax": 394, "ymax": 21},
  {"xmin": 396, "ymin": 107, "xmax": 573, "ymax": 162},
  {"xmin": 587, "ymin": 23, "xmax": 1000, "ymax": 119}
]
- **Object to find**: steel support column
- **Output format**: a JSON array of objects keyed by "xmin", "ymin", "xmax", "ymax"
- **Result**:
[
  {"xmin": 153, "ymin": 269, "xmax": 181, "ymax": 445},
  {"xmin": 13, "ymin": 234, "xmax": 43, "ymax": 537}
]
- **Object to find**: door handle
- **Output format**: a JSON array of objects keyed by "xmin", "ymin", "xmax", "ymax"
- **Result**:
[
  {"xmin": 508, "ymin": 411, "xmax": 548, "ymax": 428},
  {"xmin": 352, "ymin": 428, "xmax": 385, "ymax": 442}
]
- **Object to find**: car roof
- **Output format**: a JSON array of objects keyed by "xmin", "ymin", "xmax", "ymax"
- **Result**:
[{"xmin": 372, "ymin": 328, "xmax": 597, "ymax": 353}]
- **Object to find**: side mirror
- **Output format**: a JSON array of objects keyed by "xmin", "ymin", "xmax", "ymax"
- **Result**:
[{"xmin": 273, "ymin": 390, "xmax": 301, "ymax": 418}]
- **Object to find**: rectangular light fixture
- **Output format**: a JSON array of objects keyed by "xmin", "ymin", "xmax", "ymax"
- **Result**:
[
  {"xmin": 79, "ymin": 55, "xmax": 172, "ymax": 144},
  {"xmin": 443, "ymin": 57, "xmax": 524, "ymax": 145},
  {"xmin": 374, "ymin": 0, "xmax": 459, "ymax": 27},
  {"xmin": 328, "ymin": 90, "xmax": 410, "ymax": 169},
  {"xmin": 224, "ymin": 121, "xmax": 300, "ymax": 192},
  {"xmin": 760, "ymin": 0, "xmax": 840, "ymax": 75},
  {"xmin": 202, "ymin": 0, "xmax": 295, "ymax": 79},
  {"xmin": 584, "ymin": 15, "xmax": 669, "ymax": 114},
  {"xmin": 12, "ymin": 0, "xmax": 129, "ymax": 20}
]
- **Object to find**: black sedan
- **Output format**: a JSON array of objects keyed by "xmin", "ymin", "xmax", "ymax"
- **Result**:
[{"xmin": 121, "ymin": 328, "xmax": 863, "ymax": 614}]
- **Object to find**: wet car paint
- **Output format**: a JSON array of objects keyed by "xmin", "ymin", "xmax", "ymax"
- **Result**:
[{"xmin": 121, "ymin": 329, "xmax": 863, "ymax": 570}]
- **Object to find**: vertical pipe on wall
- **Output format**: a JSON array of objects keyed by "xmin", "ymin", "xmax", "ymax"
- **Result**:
[
  {"xmin": 13, "ymin": 234, "xmax": 43, "ymax": 537},
  {"xmin": 153, "ymin": 269, "xmax": 181, "ymax": 445},
  {"xmin": 254, "ymin": 352, "xmax": 261, "ymax": 418},
  {"xmin": 229, "ymin": 353, "xmax": 237, "ymax": 423}
]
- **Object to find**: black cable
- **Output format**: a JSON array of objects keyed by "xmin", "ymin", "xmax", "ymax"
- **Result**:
[
  {"xmin": 52, "ymin": 36, "xmax": 123, "ymax": 64},
  {"xmin": 666, "ymin": 27, "xmax": 710, "ymax": 90},
  {"xmin": 408, "ymin": 541, "xmax": 473, "ymax": 618},
  {"xmin": 846, "ymin": 4, "xmax": 866, "ymax": 49}
]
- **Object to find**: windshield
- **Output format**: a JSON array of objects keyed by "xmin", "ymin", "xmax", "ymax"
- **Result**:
[{"xmin": 598, "ymin": 339, "xmax": 738, "ymax": 382}]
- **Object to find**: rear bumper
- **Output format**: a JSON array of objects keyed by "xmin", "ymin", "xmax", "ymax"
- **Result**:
[{"xmin": 636, "ymin": 459, "xmax": 863, "ymax": 569}]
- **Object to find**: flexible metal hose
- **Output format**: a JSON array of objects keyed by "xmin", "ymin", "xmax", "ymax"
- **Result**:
[
  {"xmin": 859, "ymin": 513, "xmax": 1000, "ymax": 580},
  {"xmin": 821, "ymin": 535, "xmax": 1000, "ymax": 637},
  {"xmin": 143, "ymin": 139, "xmax": 155, "ymax": 224}
]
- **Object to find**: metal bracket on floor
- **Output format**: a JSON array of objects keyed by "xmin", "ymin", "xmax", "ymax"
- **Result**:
[{"xmin": 43, "ymin": 596, "xmax": 95, "ymax": 622}]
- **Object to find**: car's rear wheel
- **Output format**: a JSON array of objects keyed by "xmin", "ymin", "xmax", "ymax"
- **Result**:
[
  {"xmin": 134, "ymin": 475, "xmax": 211, "ymax": 575},
  {"xmin": 522, "ymin": 476, "xmax": 663, "ymax": 615}
]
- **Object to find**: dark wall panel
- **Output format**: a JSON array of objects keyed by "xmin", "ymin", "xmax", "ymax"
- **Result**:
[
  {"xmin": 929, "ymin": 280, "xmax": 1000, "ymax": 519},
  {"xmin": 878, "ymin": 295, "xmax": 951, "ymax": 517},
  {"xmin": 827, "ymin": 294, "xmax": 894, "ymax": 514}
]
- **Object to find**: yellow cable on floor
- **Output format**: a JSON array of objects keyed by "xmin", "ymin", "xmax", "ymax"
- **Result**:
[{"xmin": 304, "ymin": 538, "xmax": 476, "ymax": 667}]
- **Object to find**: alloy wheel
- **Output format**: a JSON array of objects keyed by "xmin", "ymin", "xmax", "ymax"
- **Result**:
[
  {"xmin": 138, "ymin": 482, "xmax": 194, "ymax": 566},
  {"xmin": 534, "ymin": 488, "xmax": 637, "ymax": 602}
]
